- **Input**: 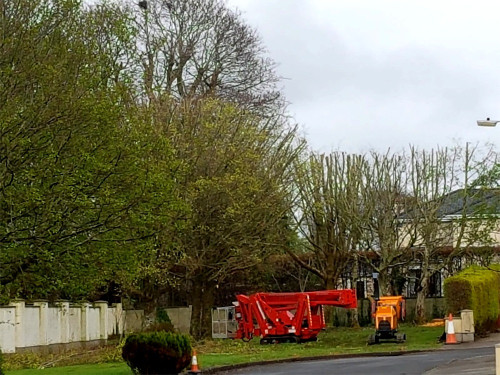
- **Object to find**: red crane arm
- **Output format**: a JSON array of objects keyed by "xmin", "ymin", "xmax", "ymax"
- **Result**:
[{"xmin": 234, "ymin": 289, "xmax": 357, "ymax": 342}]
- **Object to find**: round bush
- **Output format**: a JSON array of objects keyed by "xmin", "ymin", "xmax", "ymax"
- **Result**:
[{"xmin": 122, "ymin": 331, "xmax": 192, "ymax": 375}]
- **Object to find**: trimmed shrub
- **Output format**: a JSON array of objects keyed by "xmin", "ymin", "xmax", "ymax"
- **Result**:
[
  {"xmin": 122, "ymin": 331, "xmax": 192, "ymax": 375},
  {"xmin": 444, "ymin": 265, "xmax": 500, "ymax": 334},
  {"xmin": 156, "ymin": 308, "xmax": 172, "ymax": 324}
]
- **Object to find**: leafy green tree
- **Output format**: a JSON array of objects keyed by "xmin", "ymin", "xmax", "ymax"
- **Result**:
[
  {"xmin": 0, "ymin": 0, "xmax": 180, "ymax": 302},
  {"xmin": 151, "ymin": 99, "xmax": 304, "ymax": 338}
]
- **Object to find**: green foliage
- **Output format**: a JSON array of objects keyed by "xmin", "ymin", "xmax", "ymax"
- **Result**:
[
  {"xmin": 152, "ymin": 98, "xmax": 303, "ymax": 337},
  {"xmin": 156, "ymin": 307, "xmax": 172, "ymax": 324},
  {"xmin": 444, "ymin": 265, "xmax": 500, "ymax": 333},
  {"xmin": 1, "ymin": 352, "xmax": 44, "ymax": 371},
  {"xmin": 122, "ymin": 332, "xmax": 192, "ymax": 375},
  {"xmin": 143, "ymin": 309, "xmax": 175, "ymax": 333},
  {"xmin": 0, "ymin": 0, "xmax": 183, "ymax": 302}
]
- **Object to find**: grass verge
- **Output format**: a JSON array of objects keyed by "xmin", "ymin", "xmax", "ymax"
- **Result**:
[
  {"xmin": 5, "ymin": 324, "xmax": 444, "ymax": 374},
  {"xmin": 195, "ymin": 324, "xmax": 443, "ymax": 368}
]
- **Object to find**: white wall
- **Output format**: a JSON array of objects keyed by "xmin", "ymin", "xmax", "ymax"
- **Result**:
[
  {"xmin": 68, "ymin": 307, "xmax": 82, "ymax": 342},
  {"xmin": 166, "ymin": 307, "xmax": 192, "ymax": 334},
  {"xmin": 24, "ymin": 306, "xmax": 40, "ymax": 347},
  {"xmin": 0, "ymin": 307, "xmax": 15, "ymax": 353},
  {"xmin": 0, "ymin": 302, "xmax": 191, "ymax": 354},
  {"xmin": 0, "ymin": 301, "xmax": 128, "ymax": 354}
]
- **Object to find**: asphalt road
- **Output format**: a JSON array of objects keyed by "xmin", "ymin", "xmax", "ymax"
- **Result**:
[{"xmin": 216, "ymin": 346, "xmax": 495, "ymax": 375}]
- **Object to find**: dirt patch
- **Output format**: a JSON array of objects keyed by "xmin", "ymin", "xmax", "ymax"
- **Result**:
[{"xmin": 422, "ymin": 319, "xmax": 444, "ymax": 327}]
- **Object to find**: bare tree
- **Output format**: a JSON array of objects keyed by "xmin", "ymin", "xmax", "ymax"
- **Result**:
[
  {"xmin": 291, "ymin": 152, "xmax": 370, "ymax": 290},
  {"xmin": 358, "ymin": 150, "xmax": 418, "ymax": 296},
  {"xmin": 403, "ymin": 144, "xmax": 499, "ymax": 322},
  {"xmin": 129, "ymin": 0, "xmax": 282, "ymax": 110}
]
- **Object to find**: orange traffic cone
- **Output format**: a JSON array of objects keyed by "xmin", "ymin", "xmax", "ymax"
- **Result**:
[
  {"xmin": 188, "ymin": 350, "xmax": 201, "ymax": 374},
  {"xmin": 445, "ymin": 313, "xmax": 458, "ymax": 344}
]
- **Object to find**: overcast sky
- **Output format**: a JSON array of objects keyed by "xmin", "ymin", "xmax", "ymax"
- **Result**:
[{"xmin": 225, "ymin": 0, "xmax": 500, "ymax": 153}]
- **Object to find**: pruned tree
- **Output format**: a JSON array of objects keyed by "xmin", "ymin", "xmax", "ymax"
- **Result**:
[
  {"xmin": 358, "ymin": 150, "xmax": 418, "ymax": 296},
  {"xmin": 291, "ymin": 152, "xmax": 370, "ymax": 290},
  {"xmin": 404, "ymin": 144, "xmax": 499, "ymax": 322}
]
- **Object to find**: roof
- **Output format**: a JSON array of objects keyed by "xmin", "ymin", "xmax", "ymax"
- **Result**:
[
  {"xmin": 436, "ymin": 188, "xmax": 500, "ymax": 217},
  {"xmin": 399, "ymin": 188, "xmax": 500, "ymax": 220}
]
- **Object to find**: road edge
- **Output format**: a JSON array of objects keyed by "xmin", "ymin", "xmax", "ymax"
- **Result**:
[{"xmin": 201, "ymin": 349, "xmax": 435, "ymax": 374}]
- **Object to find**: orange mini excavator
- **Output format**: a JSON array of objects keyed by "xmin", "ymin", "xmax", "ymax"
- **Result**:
[{"xmin": 368, "ymin": 295, "xmax": 406, "ymax": 344}]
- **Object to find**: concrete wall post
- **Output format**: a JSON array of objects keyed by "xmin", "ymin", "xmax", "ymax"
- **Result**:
[
  {"xmin": 11, "ymin": 299, "xmax": 25, "ymax": 349},
  {"xmin": 56, "ymin": 301, "xmax": 70, "ymax": 344},
  {"xmin": 80, "ymin": 302, "xmax": 90, "ymax": 341}
]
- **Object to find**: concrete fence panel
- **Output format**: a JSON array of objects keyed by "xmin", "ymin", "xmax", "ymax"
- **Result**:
[
  {"xmin": 88, "ymin": 307, "xmax": 100, "ymax": 341},
  {"xmin": 23, "ymin": 306, "xmax": 40, "ymax": 347},
  {"xmin": 68, "ymin": 307, "xmax": 82, "ymax": 343},
  {"xmin": 0, "ymin": 300, "xmax": 132, "ymax": 354},
  {"xmin": 107, "ymin": 303, "xmax": 124, "ymax": 337},
  {"xmin": 0, "ymin": 306, "xmax": 16, "ymax": 353},
  {"xmin": 46, "ymin": 304, "xmax": 61, "ymax": 345},
  {"xmin": 166, "ymin": 307, "xmax": 192, "ymax": 334},
  {"xmin": 124, "ymin": 310, "xmax": 144, "ymax": 333}
]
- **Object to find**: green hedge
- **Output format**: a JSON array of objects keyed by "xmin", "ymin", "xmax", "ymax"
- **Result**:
[
  {"xmin": 122, "ymin": 331, "xmax": 192, "ymax": 375},
  {"xmin": 444, "ymin": 265, "xmax": 500, "ymax": 334}
]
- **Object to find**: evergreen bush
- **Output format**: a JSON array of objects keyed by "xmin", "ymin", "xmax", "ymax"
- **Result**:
[
  {"xmin": 444, "ymin": 265, "xmax": 500, "ymax": 334},
  {"xmin": 122, "ymin": 331, "xmax": 192, "ymax": 375},
  {"xmin": 156, "ymin": 308, "xmax": 172, "ymax": 324},
  {"xmin": 143, "ymin": 308, "xmax": 175, "ymax": 333}
]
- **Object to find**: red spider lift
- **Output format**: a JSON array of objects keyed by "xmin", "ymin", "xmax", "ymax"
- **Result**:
[{"xmin": 233, "ymin": 289, "xmax": 357, "ymax": 344}]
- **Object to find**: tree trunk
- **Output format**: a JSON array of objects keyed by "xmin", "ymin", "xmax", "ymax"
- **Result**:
[
  {"xmin": 349, "ymin": 256, "xmax": 360, "ymax": 327},
  {"xmin": 189, "ymin": 276, "xmax": 216, "ymax": 339},
  {"xmin": 324, "ymin": 272, "xmax": 338, "ymax": 326},
  {"xmin": 326, "ymin": 276, "xmax": 336, "ymax": 290},
  {"xmin": 377, "ymin": 270, "xmax": 391, "ymax": 296},
  {"xmin": 415, "ymin": 272, "xmax": 430, "ymax": 324}
]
